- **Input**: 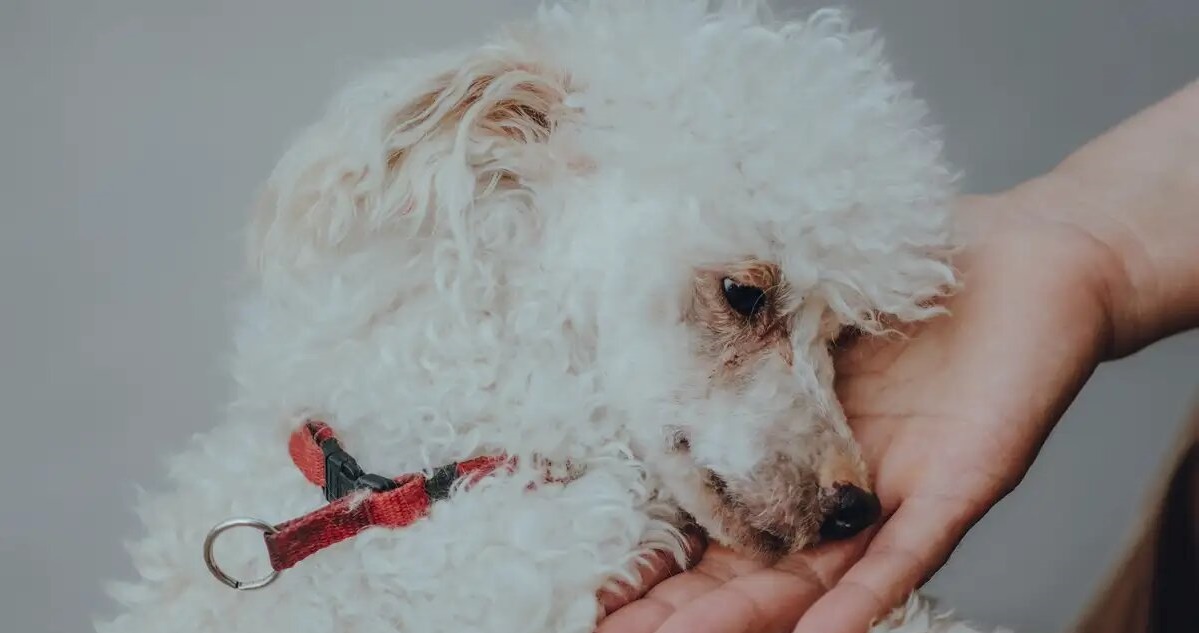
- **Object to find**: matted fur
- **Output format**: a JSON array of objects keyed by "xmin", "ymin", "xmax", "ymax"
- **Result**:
[{"xmin": 97, "ymin": 2, "xmax": 1008, "ymax": 632}]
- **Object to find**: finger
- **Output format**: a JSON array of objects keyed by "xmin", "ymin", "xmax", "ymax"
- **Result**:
[
  {"xmin": 595, "ymin": 563, "xmax": 725, "ymax": 633},
  {"xmin": 597, "ymin": 544, "xmax": 749, "ymax": 633},
  {"xmin": 595, "ymin": 596, "xmax": 675, "ymax": 633},
  {"xmin": 792, "ymin": 497, "xmax": 972, "ymax": 633},
  {"xmin": 649, "ymin": 535, "xmax": 872, "ymax": 633},
  {"xmin": 598, "ymin": 526, "xmax": 708, "ymax": 616},
  {"xmin": 656, "ymin": 549, "xmax": 770, "ymax": 615},
  {"xmin": 651, "ymin": 571, "xmax": 816, "ymax": 633}
]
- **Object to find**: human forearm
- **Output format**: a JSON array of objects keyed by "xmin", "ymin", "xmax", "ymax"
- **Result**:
[{"xmin": 1027, "ymin": 79, "xmax": 1199, "ymax": 357}]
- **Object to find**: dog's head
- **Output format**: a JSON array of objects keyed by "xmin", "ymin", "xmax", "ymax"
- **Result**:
[{"xmin": 251, "ymin": 1, "xmax": 956, "ymax": 560}]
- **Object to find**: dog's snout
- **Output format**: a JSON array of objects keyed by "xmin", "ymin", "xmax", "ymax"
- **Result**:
[{"xmin": 819, "ymin": 484, "xmax": 880, "ymax": 541}]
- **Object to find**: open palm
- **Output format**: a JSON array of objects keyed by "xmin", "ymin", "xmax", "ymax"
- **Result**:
[{"xmin": 599, "ymin": 193, "xmax": 1117, "ymax": 633}]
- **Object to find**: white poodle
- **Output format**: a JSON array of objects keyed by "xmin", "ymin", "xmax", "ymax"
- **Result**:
[{"xmin": 97, "ymin": 2, "xmax": 1008, "ymax": 632}]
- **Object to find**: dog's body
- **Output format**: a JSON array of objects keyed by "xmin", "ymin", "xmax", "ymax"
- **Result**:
[{"xmin": 98, "ymin": 2, "xmax": 1004, "ymax": 632}]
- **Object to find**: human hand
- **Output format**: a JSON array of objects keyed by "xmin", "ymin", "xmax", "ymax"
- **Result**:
[
  {"xmin": 600, "ymin": 79, "xmax": 1199, "ymax": 633},
  {"xmin": 597, "ymin": 183, "xmax": 1126, "ymax": 633}
]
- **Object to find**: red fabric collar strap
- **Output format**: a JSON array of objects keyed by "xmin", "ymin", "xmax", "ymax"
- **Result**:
[
  {"xmin": 203, "ymin": 421, "xmax": 513, "ymax": 590},
  {"xmin": 269, "ymin": 421, "xmax": 514, "ymax": 571}
]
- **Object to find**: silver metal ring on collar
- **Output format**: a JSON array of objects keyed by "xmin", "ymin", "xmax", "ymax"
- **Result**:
[{"xmin": 203, "ymin": 517, "xmax": 281, "ymax": 590}]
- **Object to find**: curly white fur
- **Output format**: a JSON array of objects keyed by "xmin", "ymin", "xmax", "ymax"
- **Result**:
[{"xmin": 97, "ymin": 2, "xmax": 1009, "ymax": 632}]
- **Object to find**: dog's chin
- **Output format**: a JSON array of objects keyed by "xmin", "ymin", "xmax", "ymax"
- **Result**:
[
  {"xmin": 718, "ymin": 522, "xmax": 793, "ymax": 563},
  {"xmin": 695, "ymin": 470, "xmax": 815, "ymax": 563}
]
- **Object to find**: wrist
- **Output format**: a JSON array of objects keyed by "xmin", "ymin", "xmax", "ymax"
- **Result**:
[
  {"xmin": 998, "ymin": 80, "xmax": 1199, "ymax": 358},
  {"xmin": 953, "ymin": 182, "xmax": 1120, "ymax": 366},
  {"xmin": 1003, "ymin": 172, "xmax": 1137, "ymax": 358},
  {"xmin": 1005, "ymin": 164, "xmax": 1198, "ymax": 360}
]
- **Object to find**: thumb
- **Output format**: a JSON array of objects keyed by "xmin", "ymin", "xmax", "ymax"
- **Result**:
[{"xmin": 792, "ymin": 497, "xmax": 975, "ymax": 633}]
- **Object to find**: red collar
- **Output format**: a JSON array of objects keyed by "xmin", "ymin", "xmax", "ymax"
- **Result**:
[{"xmin": 203, "ymin": 421, "xmax": 514, "ymax": 590}]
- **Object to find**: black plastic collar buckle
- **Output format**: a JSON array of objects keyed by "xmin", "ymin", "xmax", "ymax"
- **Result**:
[
  {"xmin": 319, "ymin": 437, "xmax": 398, "ymax": 502},
  {"xmin": 423, "ymin": 463, "xmax": 460, "ymax": 502}
]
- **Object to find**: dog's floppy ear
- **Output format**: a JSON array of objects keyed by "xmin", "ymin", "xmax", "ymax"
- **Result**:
[{"xmin": 250, "ymin": 51, "xmax": 569, "ymax": 272}]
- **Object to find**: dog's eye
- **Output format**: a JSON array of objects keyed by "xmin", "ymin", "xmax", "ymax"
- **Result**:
[{"xmin": 721, "ymin": 278, "xmax": 767, "ymax": 317}]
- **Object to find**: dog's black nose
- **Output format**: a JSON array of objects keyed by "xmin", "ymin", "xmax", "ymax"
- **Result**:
[{"xmin": 819, "ymin": 484, "xmax": 881, "ymax": 541}]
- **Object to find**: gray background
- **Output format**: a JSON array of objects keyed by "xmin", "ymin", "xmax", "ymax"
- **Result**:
[{"xmin": 2, "ymin": 1, "xmax": 1196, "ymax": 632}]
